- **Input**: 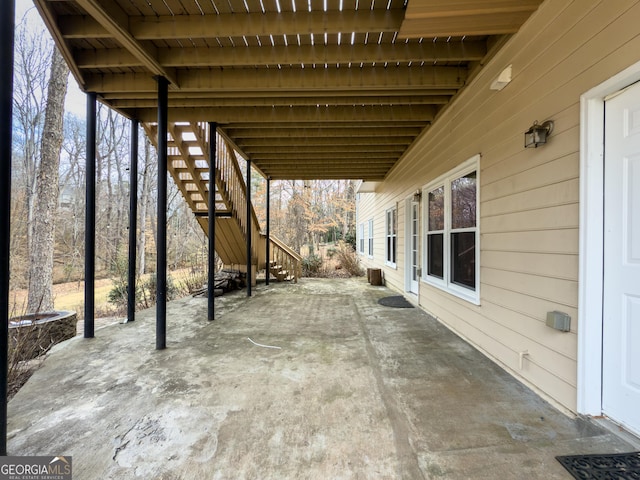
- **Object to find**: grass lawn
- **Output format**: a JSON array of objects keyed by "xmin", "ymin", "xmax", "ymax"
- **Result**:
[
  {"xmin": 9, "ymin": 278, "xmax": 115, "ymax": 318},
  {"xmin": 9, "ymin": 268, "xmax": 201, "ymax": 319}
]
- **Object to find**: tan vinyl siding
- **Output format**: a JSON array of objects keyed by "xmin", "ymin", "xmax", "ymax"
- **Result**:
[
  {"xmin": 356, "ymin": 0, "xmax": 640, "ymax": 411},
  {"xmin": 356, "ymin": 192, "xmax": 375, "ymax": 259},
  {"xmin": 357, "ymin": 192, "xmax": 383, "ymax": 268},
  {"xmin": 482, "ymin": 229, "xmax": 579, "ymax": 255}
]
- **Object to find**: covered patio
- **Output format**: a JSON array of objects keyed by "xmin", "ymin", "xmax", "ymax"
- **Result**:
[{"xmin": 8, "ymin": 278, "xmax": 638, "ymax": 478}]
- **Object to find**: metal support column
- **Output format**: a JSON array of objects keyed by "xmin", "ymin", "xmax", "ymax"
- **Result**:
[
  {"xmin": 208, "ymin": 122, "xmax": 217, "ymax": 321},
  {"xmin": 156, "ymin": 77, "xmax": 168, "ymax": 350},
  {"xmin": 265, "ymin": 177, "xmax": 271, "ymax": 286},
  {"xmin": 127, "ymin": 119, "xmax": 138, "ymax": 322},
  {"xmin": 85, "ymin": 92, "xmax": 97, "ymax": 339},
  {"xmin": 0, "ymin": 0, "xmax": 15, "ymax": 456},
  {"xmin": 246, "ymin": 158, "xmax": 252, "ymax": 296}
]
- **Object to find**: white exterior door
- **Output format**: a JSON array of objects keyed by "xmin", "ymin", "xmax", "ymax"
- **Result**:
[
  {"xmin": 409, "ymin": 200, "xmax": 419, "ymax": 294},
  {"xmin": 602, "ymin": 81, "xmax": 640, "ymax": 436}
]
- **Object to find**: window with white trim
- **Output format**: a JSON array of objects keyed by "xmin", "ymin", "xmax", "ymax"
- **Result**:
[
  {"xmin": 358, "ymin": 223, "xmax": 365, "ymax": 255},
  {"xmin": 367, "ymin": 218, "xmax": 374, "ymax": 258},
  {"xmin": 424, "ymin": 156, "xmax": 479, "ymax": 304},
  {"xmin": 385, "ymin": 206, "xmax": 397, "ymax": 266}
]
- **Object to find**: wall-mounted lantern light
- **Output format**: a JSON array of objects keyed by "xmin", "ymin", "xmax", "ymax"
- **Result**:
[
  {"xmin": 524, "ymin": 120, "xmax": 554, "ymax": 148},
  {"xmin": 413, "ymin": 190, "xmax": 422, "ymax": 202}
]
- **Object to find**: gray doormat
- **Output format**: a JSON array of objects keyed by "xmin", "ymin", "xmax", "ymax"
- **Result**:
[
  {"xmin": 555, "ymin": 451, "xmax": 640, "ymax": 479},
  {"xmin": 377, "ymin": 296, "xmax": 414, "ymax": 308}
]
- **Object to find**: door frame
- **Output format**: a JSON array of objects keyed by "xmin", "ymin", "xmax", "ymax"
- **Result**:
[
  {"xmin": 404, "ymin": 196, "xmax": 420, "ymax": 297},
  {"xmin": 578, "ymin": 60, "xmax": 640, "ymax": 416}
]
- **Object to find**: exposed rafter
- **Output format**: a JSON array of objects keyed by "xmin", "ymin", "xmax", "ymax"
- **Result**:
[
  {"xmin": 84, "ymin": 66, "xmax": 468, "ymax": 94},
  {"xmin": 129, "ymin": 10, "xmax": 406, "ymax": 40},
  {"xmin": 108, "ymin": 95, "xmax": 452, "ymax": 109},
  {"xmin": 135, "ymin": 104, "xmax": 436, "ymax": 123},
  {"xmin": 73, "ymin": 0, "xmax": 178, "ymax": 86},
  {"xmin": 74, "ymin": 42, "xmax": 487, "ymax": 69},
  {"xmin": 400, "ymin": 0, "xmax": 542, "ymax": 38}
]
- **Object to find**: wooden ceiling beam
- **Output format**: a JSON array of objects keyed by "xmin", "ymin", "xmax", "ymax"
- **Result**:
[
  {"xmin": 222, "ymin": 120, "xmax": 429, "ymax": 129},
  {"xmin": 225, "ymin": 126, "xmax": 423, "ymax": 138},
  {"xmin": 58, "ymin": 15, "xmax": 110, "ymax": 39},
  {"xmin": 160, "ymin": 41, "xmax": 486, "ymax": 67},
  {"xmin": 85, "ymin": 65, "xmax": 467, "ymax": 93},
  {"xmin": 258, "ymin": 171, "xmax": 392, "ymax": 179},
  {"xmin": 72, "ymin": 0, "xmax": 178, "ymax": 85},
  {"xmin": 261, "ymin": 172, "xmax": 391, "ymax": 179},
  {"xmin": 33, "ymin": 1, "xmax": 86, "ymax": 87},
  {"xmin": 74, "ymin": 41, "xmax": 487, "ymax": 69},
  {"xmin": 255, "ymin": 155, "xmax": 399, "ymax": 161},
  {"xmin": 400, "ymin": 12, "xmax": 536, "ymax": 38},
  {"xmin": 259, "ymin": 166, "xmax": 390, "ymax": 172},
  {"xmin": 237, "ymin": 136, "xmax": 414, "ymax": 147},
  {"xmin": 244, "ymin": 145, "xmax": 406, "ymax": 154},
  {"xmin": 135, "ymin": 104, "xmax": 436, "ymax": 123},
  {"xmin": 101, "ymin": 89, "xmax": 459, "ymax": 100},
  {"xmin": 129, "ymin": 10, "xmax": 405, "ymax": 40},
  {"xmin": 108, "ymin": 95, "xmax": 451, "ymax": 109},
  {"xmin": 265, "ymin": 173, "xmax": 387, "ymax": 180},
  {"xmin": 259, "ymin": 164, "xmax": 393, "ymax": 171},
  {"xmin": 261, "ymin": 164, "xmax": 392, "ymax": 174},
  {"xmin": 252, "ymin": 151, "xmax": 399, "ymax": 160},
  {"xmin": 399, "ymin": 0, "xmax": 542, "ymax": 39},
  {"xmin": 402, "ymin": 0, "xmax": 542, "ymax": 19}
]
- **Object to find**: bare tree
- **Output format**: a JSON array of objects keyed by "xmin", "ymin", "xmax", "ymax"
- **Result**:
[
  {"xmin": 252, "ymin": 178, "xmax": 356, "ymax": 254},
  {"xmin": 26, "ymin": 47, "xmax": 69, "ymax": 312},
  {"xmin": 12, "ymin": 12, "xmax": 52, "ymax": 259},
  {"xmin": 138, "ymin": 137, "xmax": 156, "ymax": 275},
  {"xmin": 97, "ymin": 107, "xmax": 129, "ymax": 271},
  {"xmin": 57, "ymin": 113, "xmax": 86, "ymax": 282}
]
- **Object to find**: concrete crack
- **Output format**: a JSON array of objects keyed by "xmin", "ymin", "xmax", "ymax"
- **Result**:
[
  {"xmin": 113, "ymin": 419, "xmax": 141, "ymax": 461},
  {"xmin": 112, "ymin": 439, "xmax": 130, "ymax": 461}
]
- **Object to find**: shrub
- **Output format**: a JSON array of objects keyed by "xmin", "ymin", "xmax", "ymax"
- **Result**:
[
  {"xmin": 334, "ymin": 241, "xmax": 364, "ymax": 277},
  {"xmin": 180, "ymin": 268, "xmax": 208, "ymax": 294},
  {"xmin": 8, "ymin": 320, "xmax": 44, "ymax": 399},
  {"xmin": 301, "ymin": 254, "xmax": 323, "ymax": 276},
  {"xmin": 140, "ymin": 273, "xmax": 180, "ymax": 305},
  {"xmin": 344, "ymin": 229, "xmax": 357, "ymax": 250},
  {"xmin": 107, "ymin": 277, "xmax": 143, "ymax": 312},
  {"xmin": 108, "ymin": 273, "xmax": 180, "ymax": 311},
  {"xmin": 107, "ymin": 281, "xmax": 128, "ymax": 309}
]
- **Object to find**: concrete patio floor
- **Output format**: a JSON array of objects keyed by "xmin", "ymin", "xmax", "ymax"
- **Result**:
[{"xmin": 7, "ymin": 278, "xmax": 639, "ymax": 479}]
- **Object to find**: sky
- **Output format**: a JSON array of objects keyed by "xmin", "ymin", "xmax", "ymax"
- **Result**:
[{"xmin": 15, "ymin": 0, "xmax": 87, "ymax": 119}]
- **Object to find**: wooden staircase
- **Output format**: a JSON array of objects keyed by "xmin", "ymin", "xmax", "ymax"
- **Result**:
[{"xmin": 143, "ymin": 121, "xmax": 301, "ymax": 282}]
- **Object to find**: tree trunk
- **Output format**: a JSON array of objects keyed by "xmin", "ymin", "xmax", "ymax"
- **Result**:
[
  {"xmin": 137, "ymin": 137, "xmax": 152, "ymax": 275},
  {"xmin": 27, "ymin": 48, "xmax": 69, "ymax": 313},
  {"xmin": 105, "ymin": 116, "xmax": 114, "ymax": 268}
]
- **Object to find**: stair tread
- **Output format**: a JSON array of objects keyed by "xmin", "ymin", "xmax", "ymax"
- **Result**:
[{"xmin": 159, "ymin": 122, "xmax": 299, "ymax": 274}]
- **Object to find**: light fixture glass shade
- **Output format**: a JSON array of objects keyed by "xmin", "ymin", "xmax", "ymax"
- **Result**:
[{"xmin": 524, "ymin": 120, "xmax": 554, "ymax": 148}]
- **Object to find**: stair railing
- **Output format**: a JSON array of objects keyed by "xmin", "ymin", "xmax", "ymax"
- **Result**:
[
  {"xmin": 148, "ymin": 120, "xmax": 301, "ymax": 281},
  {"xmin": 199, "ymin": 123, "xmax": 297, "ymax": 277},
  {"xmin": 270, "ymin": 235, "xmax": 302, "ymax": 282}
]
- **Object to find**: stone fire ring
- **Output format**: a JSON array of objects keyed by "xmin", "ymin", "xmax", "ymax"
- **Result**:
[{"xmin": 9, "ymin": 311, "xmax": 77, "ymax": 361}]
